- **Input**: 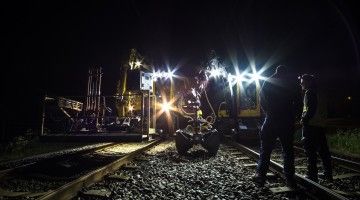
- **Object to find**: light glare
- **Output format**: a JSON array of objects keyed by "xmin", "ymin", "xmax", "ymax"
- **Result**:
[
  {"xmin": 135, "ymin": 60, "xmax": 142, "ymax": 68},
  {"xmin": 128, "ymin": 105, "xmax": 134, "ymax": 112},
  {"xmin": 151, "ymin": 69, "xmax": 175, "ymax": 80},
  {"xmin": 161, "ymin": 101, "xmax": 172, "ymax": 113},
  {"xmin": 247, "ymin": 70, "xmax": 265, "ymax": 83},
  {"xmin": 207, "ymin": 67, "xmax": 226, "ymax": 78}
]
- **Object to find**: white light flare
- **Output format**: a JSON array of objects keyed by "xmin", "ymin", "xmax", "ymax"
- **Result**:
[
  {"xmin": 128, "ymin": 105, "xmax": 134, "ymax": 112},
  {"xmin": 235, "ymin": 73, "xmax": 245, "ymax": 83},
  {"xmin": 164, "ymin": 70, "xmax": 174, "ymax": 79},
  {"xmin": 207, "ymin": 66, "xmax": 226, "ymax": 79},
  {"xmin": 161, "ymin": 101, "xmax": 172, "ymax": 113},
  {"xmin": 135, "ymin": 60, "xmax": 142, "ymax": 68},
  {"xmin": 151, "ymin": 69, "xmax": 176, "ymax": 81},
  {"xmin": 227, "ymin": 72, "xmax": 247, "ymax": 86},
  {"xmin": 246, "ymin": 69, "xmax": 266, "ymax": 84}
]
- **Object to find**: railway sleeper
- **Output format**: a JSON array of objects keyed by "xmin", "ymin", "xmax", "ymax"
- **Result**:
[
  {"xmin": 80, "ymin": 188, "xmax": 111, "ymax": 198},
  {"xmin": 0, "ymin": 187, "xmax": 50, "ymax": 198},
  {"xmin": 333, "ymin": 173, "xmax": 360, "ymax": 180},
  {"xmin": 107, "ymin": 173, "xmax": 131, "ymax": 181},
  {"xmin": 269, "ymin": 186, "xmax": 296, "ymax": 194}
]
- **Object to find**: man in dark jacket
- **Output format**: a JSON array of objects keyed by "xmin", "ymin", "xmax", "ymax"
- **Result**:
[
  {"xmin": 300, "ymin": 74, "xmax": 332, "ymax": 182},
  {"xmin": 253, "ymin": 65, "xmax": 301, "ymax": 187}
]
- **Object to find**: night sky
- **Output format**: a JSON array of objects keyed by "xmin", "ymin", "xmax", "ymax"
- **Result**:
[{"xmin": 3, "ymin": 0, "xmax": 360, "ymax": 139}]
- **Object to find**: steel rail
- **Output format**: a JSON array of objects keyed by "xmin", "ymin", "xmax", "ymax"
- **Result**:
[
  {"xmin": 293, "ymin": 146, "xmax": 360, "ymax": 172},
  {"xmin": 38, "ymin": 139, "xmax": 162, "ymax": 200},
  {"xmin": 228, "ymin": 141, "xmax": 349, "ymax": 200},
  {"xmin": 0, "ymin": 143, "xmax": 116, "ymax": 180}
]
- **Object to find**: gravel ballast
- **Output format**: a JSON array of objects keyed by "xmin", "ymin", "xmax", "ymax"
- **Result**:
[{"xmin": 80, "ymin": 141, "xmax": 293, "ymax": 200}]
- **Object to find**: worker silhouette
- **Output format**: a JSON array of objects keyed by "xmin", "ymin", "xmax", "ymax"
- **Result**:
[
  {"xmin": 300, "ymin": 74, "xmax": 332, "ymax": 182},
  {"xmin": 253, "ymin": 65, "xmax": 301, "ymax": 187}
]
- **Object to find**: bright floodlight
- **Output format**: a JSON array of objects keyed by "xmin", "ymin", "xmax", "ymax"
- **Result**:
[
  {"xmin": 164, "ymin": 70, "xmax": 174, "ymax": 79},
  {"xmin": 161, "ymin": 101, "xmax": 172, "ymax": 113},
  {"xmin": 247, "ymin": 71, "xmax": 265, "ymax": 83},
  {"xmin": 208, "ymin": 67, "xmax": 226, "ymax": 79},
  {"xmin": 226, "ymin": 71, "xmax": 248, "ymax": 88},
  {"xmin": 228, "ymin": 73, "xmax": 245, "ymax": 83},
  {"xmin": 227, "ymin": 74, "xmax": 235, "ymax": 84},
  {"xmin": 210, "ymin": 68, "xmax": 221, "ymax": 77},
  {"xmin": 135, "ymin": 60, "xmax": 142, "ymax": 68},
  {"xmin": 235, "ymin": 74, "xmax": 245, "ymax": 83},
  {"xmin": 128, "ymin": 105, "xmax": 134, "ymax": 112},
  {"xmin": 152, "ymin": 71, "xmax": 161, "ymax": 80},
  {"xmin": 152, "ymin": 69, "xmax": 175, "ymax": 81}
]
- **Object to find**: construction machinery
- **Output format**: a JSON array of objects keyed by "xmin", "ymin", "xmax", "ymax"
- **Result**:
[
  {"xmin": 41, "ymin": 49, "xmax": 175, "ymax": 141},
  {"xmin": 207, "ymin": 54, "xmax": 263, "ymax": 141},
  {"xmin": 40, "ymin": 49, "xmax": 263, "ymax": 144},
  {"xmin": 109, "ymin": 48, "xmax": 155, "ymax": 137},
  {"xmin": 174, "ymin": 67, "xmax": 221, "ymax": 156},
  {"xmin": 174, "ymin": 51, "xmax": 263, "ymax": 155}
]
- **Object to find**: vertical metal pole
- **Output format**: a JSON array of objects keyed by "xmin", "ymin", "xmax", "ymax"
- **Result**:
[
  {"xmin": 152, "ymin": 94, "xmax": 156, "ymax": 132},
  {"xmin": 102, "ymin": 96, "xmax": 106, "ymax": 126},
  {"xmin": 141, "ymin": 92, "xmax": 144, "ymax": 136},
  {"xmin": 97, "ymin": 68, "xmax": 102, "ymax": 127},
  {"xmin": 92, "ymin": 70, "xmax": 95, "ymax": 111},
  {"xmin": 170, "ymin": 79, "xmax": 174, "ymax": 100},
  {"xmin": 89, "ymin": 69, "xmax": 94, "ymax": 127},
  {"xmin": 233, "ymin": 83, "xmax": 239, "ymax": 133},
  {"xmin": 86, "ymin": 69, "xmax": 91, "ymax": 111},
  {"xmin": 92, "ymin": 71, "xmax": 96, "ymax": 111},
  {"xmin": 152, "ymin": 81, "xmax": 156, "ymax": 131},
  {"xmin": 94, "ymin": 68, "xmax": 99, "ymax": 127},
  {"xmin": 169, "ymin": 79, "xmax": 175, "ymax": 135},
  {"xmin": 147, "ymin": 90, "xmax": 150, "ymax": 138},
  {"xmin": 89, "ymin": 69, "xmax": 93, "ymax": 111},
  {"xmin": 40, "ymin": 95, "xmax": 46, "ymax": 136},
  {"xmin": 255, "ymin": 81, "xmax": 261, "ymax": 115},
  {"xmin": 90, "ymin": 69, "xmax": 93, "ymax": 110}
]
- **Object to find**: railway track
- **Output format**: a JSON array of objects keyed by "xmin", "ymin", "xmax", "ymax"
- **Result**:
[
  {"xmin": 0, "ymin": 140, "xmax": 162, "ymax": 200},
  {"xmin": 272, "ymin": 144, "xmax": 360, "ymax": 198},
  {"xmin": 292, "ymin": 145, "xmax": 360, "ymax": 173},
  {"xmin": 233, "ymin": 141, "xmax": 360, "ymax": 200},
  {"xmin": 0, "ymin": 139, "xmax": 358, "ymax": 199},
  {"xmin": 0, "ymin": 143, "xmax": 115, "ymax": 180},
  {"xmin": 77, "ymin": 141, "xmax": 309, "ymax": 199},
  {"xmin": 77, "ymin": 142, "xmax": 296, "ymax": 199}
]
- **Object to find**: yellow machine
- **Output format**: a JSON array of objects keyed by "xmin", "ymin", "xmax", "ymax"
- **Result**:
[
  {"xmin": 216, "ymin": 77, "xmax": 262, "ymax": 139},
  {"xmin": 115, "ymin": 49, "xmax": 154, "ymax": 136},
  {"xmin": 218, "ymin": 81, "xmax": 261, "ymax": 117},
  {"xmin": 203, "ymin": 51, "xmax": 263, "ymax": 139},
  {"xmin": 115, "ymin": 49, "xmax": 263, "ymax": 140},
  {"xmin": 115, "ymin": 49, "xmax": 177, "ymax": 136}
]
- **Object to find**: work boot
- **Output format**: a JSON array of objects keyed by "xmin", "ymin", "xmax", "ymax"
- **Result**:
[
  {"xmin": 251, "ymin": 173, "xmax": 265, "ymax": 187},
  {"xmin": 319, "ymin": 172, "xmax": 333, "ymax": 182}
]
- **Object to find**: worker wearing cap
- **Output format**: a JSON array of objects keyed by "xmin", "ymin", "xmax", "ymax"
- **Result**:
[
  {"xmin": 253, "ymin": 65, "xmax": 302, "ymax": 188},
  {"xmin": 300, "ymin": 74, "xmax": 332, "ymax": 182}
]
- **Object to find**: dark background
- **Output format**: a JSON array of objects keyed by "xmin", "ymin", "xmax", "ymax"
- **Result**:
[{"xmin": 3, "ymin": 0, "xmax": 360, "ymax": 141}]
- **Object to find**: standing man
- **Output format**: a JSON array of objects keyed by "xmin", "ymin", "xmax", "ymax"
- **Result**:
[
  {"xmin": 253, "ymin": 65, "xmax": 301, "ymax": 187},
  {"xmin": 300, "ymin": 74, "xmax": 332, "ymax": 182}
]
